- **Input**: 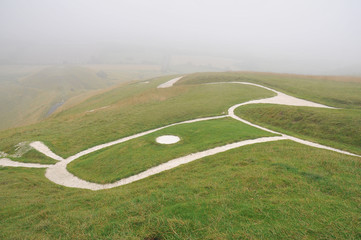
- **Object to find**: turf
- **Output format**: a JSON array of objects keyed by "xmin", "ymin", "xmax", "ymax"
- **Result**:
[
  {"xmin": 67, "ymin": 117, "xmax": 276, "ymax": 184},
  {"xmin": 0, "ymin": 66, "xmax": 109, "ymax": 131},
  {"xmin": 0, "ymin": 81, "xmax": 274, "ymax": 157},
  {"xmin": 235, "ymin": 104, "xmax": 361, "ymax": 155},
  {"xmin": 178, "ymin": 72, "xmax": 361, "ymax": 109},
  {"xmin": 0, "ymin": 64, "xmax": 165, "ymax": 130},
  {"xmin": 8, "ymin": 149, "xmax": 58, "ymax": 165},
  {"xmin": 1, "ymin": 141, "xmax": 360, "ymax": 239},
  {"xmin": 1, "ymin": 71, "xmax": 360, "ymax": 239}
]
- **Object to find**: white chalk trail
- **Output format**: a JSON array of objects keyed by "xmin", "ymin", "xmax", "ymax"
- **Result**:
[
  {"xmin": 0, "ymin": 141, "xmax": 34, "ymax": 158},
  {"xmin": 46, "ymin": 136, "xmax": 287, "ymax": 190},
  {"xmin": 65, "ymin": 115, "xmax": 227, "ymax": 163},
  {"xmin": 45, "ymin": 162, "xmax": 104, "ymax": 190},
  {"xmin": 208, "ymin": 82, "xmax": 335, "ymax": 109},
  {"xmin": 30, "ymin": 141, "xmax": 64, "ymax": 161},
  {"xmin": 286, "ymin": 136, "xmax": 360, "ymax": 157},
  {"xmin": 229, "ymin": 109, "xmax": 360, "ymax": 157},
  {"xmin": 0, "ymin": 158, "xmax": 52, "ymax": 168},
  {"xmin": 1, "ymin": 81, "xmax": 360, "ymax": 191},
  {"xmin": 221, "ymin": 82, "xmax": 358, "ymax": 157},
  {"xmin": 157, "ymin": 76, "xmax": 183, "ymax": 88},
  {"xmin": 86, "ymin": 106, "xmax": 110, "ymax": 113}
]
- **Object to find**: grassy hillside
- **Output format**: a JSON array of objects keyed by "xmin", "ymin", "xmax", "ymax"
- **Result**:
[
  {"xmin": 0, "ymin": 66, "xmax": 108, "ymax": 130},
  {"xmin": 20, "ymin": 66, "xmax": 108, "ymax": 91},
  {"xmin": 0, "ymin": 71, "xmax": 360, "ymax": 239},
  {"xmin": 67, "ymin": 118, "xmax": 276, "ymax": 183},
  {"xmin": 8, "ymin": 149, "xmax": 58, "ymax": 164},
  {"xmin": 236, "ymin": 105, "xmax": 361, "ymax": 155},
  {"xmin": 0, "ymin": 77, "xmax": 274, "ymax": 157},
  {"xmin": 0, "ymin": 65, "xmax": 165, "ymax": 131},
  {"xmin": 178, "ymin": 72, "xmax": 361, "ymax": 109},
  {"xmin": 0, "ymin": 65, "xmax": 46, "ymax": 84},
  {"xmin": 0, "ymin": 83, "xmax": 52, "ymax": 128},
  {"xmin": 1, "ymin": 141, "xmax": 360, "ymax": 239},
  {"xmin": 0, "ymin": 66, "xmax": 47, "ymax": 129}
]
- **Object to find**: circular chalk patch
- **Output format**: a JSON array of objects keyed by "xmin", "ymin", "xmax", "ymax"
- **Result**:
[{"xmin": 156, "ymin": 135, "xmax": 180, "ymax": 144}]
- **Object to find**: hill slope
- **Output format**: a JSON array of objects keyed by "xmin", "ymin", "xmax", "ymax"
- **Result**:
[
  {"xmin": 178, "ymin": 72, "xmax": 361, "ymax": 109},
  {"xmin": 0, "ymin": 71, "xmax": 360, "ymax": 239},
  {"xmin": 0, "ymin": 65, "xmax": 164, "ymax": 130}
]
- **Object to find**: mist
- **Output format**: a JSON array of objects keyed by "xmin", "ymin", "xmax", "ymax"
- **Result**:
[{"xmin": 1, "ymin": 0, "xmax": 361, "ymax": 75}]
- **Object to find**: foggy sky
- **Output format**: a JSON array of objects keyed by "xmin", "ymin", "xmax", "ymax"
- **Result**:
[{"xmin": 1, "ymin": 0, "xmax": 361, "ymax": 75}]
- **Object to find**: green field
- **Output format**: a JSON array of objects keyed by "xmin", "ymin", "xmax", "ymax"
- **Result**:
[
  {"xmin": 0, "ymin": 71, "xmax": 360, "ymax": 239},
  {"xmin": 67, "ymin": 118, "xmax": 276, "ymax": 184},
  {"xmin": 1, "ymin": 141, "xmax": 360, "ymax": 239},
  {"xmin": 7, "ymin": 149, "xmax": 58, "ymax": 165},
  {"xmin": 0, "ymin": 79, "xmax": 274, "ymax": 157},
  {"xmin": 178, "ymin": 72, "xmax": 361, "ymax": 109},
  {"xmin": 236, "ymin": 104, "xmax": 361, "ymax": 155},
  {"xmin": 0, "ymin": 64, "xmax": 165, "ymax": 131}
]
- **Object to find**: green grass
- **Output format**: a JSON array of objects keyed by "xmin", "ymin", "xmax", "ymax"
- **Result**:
[
  {"xmin": 0, "ymin": 82, "xmax": 274, "ymax": 158},
  {"xmin": 0, "ymin": 66, "xmax": 109, "ymax": 131},
  {"xmin": 235, "ymin": 104, "xmax": 361, "ymax": 155},
  {"xmin": 1, "ymin": 141, "xmax": 360, "ymax": 239},
  {"xmin": 52, "ymin": 74, "xmax": 177, "ymax": 117},
  {"xmin": 8, "ymin": 149, "xmax": 58, "ymax": 164},
  {"xmin": 1, "ymin": 71, "xmax": 360, "ymax": 239},
  {"xmin": 67, "ymin": 118, "xmax": 276, "ymax": 184},
  {"xmin": 178, "ymin": 72, "xmax": 361, "ymax": 109},
  {"xmin": 0, "ymin": 82, "xmax": 53, "ymax": 130},
  {"xmin": 0, "ymin": 65, "xmax": 166, "ymax": 131}
]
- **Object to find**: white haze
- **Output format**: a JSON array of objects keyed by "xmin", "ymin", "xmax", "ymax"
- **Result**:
[{"xmin": 1, "ymin": 0, "xmax": 360, "ymax": 75}]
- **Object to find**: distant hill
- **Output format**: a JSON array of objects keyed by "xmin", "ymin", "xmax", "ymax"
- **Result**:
[
  {"xmin": 0, "ymin": 65, "xmax": 164, "ymax": 130},
  {"xmin": 20, "ymin": 66, "xmax": 108, "ymax": 92}
]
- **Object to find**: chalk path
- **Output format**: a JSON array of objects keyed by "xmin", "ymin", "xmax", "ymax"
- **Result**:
[
  {"xmin": 1, "ymin": 77, "xmax": 360, "ymax": 190},
  {"xmin": 157, "ymin": 76, "xmax": 183, "ymax": 88}
]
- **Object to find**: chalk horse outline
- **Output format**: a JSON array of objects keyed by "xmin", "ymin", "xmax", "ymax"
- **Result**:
[{"xmin": 1, "ymin": 79, "xmax": 360, "ymax": 190}]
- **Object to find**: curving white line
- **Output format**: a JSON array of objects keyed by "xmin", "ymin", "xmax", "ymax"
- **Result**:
[
  {"xmin": 157, "ymin": 76, "xmax": 183, "ymax": 88},
  {"xmin": 1, "ymin": 81, "xmax": 360, "ymax": 191},
  {"xmin": 286, "ymin": 136, "xmax": 360, "ymax": 157},
  {"xmin": 209, "ymin": 82, "xmax": 335, "ymax": 109},
  {"xmin": 30, "ymin": 141, "xmax": 64, "ymax": 161},
  {"xmin": 86, "ymin": 105, "xmax": 109, "ymax": 113},
  {"xmin": 0, "ymin": 158, "xmax": 52, "ymax": 168},
  {"xmin": 229, "ymin": 107, "xmax": 359, "ymax": 157},
  {"xmin": 45, "ymin": 136, "xmax": 287, "ymax": 190},
  {"xmin": 221, "ymin": 82, "xmax": 358, "ymax": 157},
  {"xmin": 65, "ymin": 115, "xmax": 227, "ymax": 163}
]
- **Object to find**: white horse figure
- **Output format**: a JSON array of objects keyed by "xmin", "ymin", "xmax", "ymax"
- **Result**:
[{"xmin": 1, "ymin": 78, "xmax": 360, "ymax": 190}]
